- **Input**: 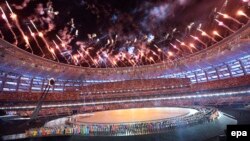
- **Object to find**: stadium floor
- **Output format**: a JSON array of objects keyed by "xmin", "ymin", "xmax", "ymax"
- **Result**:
[
  {"xmin": 2, "ymin": 106, "xmax": 250, "ymax": 141},
  {"xmin": 66, "ymin": 107, "xmax": 193, "ymax": 124},
  {"xmin": 2, "ymin": 109, "xmax": 238, "ymax": 141}
]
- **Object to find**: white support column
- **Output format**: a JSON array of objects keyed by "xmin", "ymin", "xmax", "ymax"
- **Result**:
[
  {"xmin": 239, "ymin": 60, "xmax": 247, "ymax": 75},
  {"xmin": 184, "ymin": 74, "xmax": 188, "ymax": 78},
  {"xmin": 226, "ymin": 64, "xmax": 233, "ymax": 77},
  {"xmin": 41, "ymin": 79, "xmax": 45, "ymax": 92},
  {"xmin": 80, "ymin": 80, "xmax": 84, "ymax": 91},
  {"xmin": 0, "ymin": 73, "xmax": 7, "ymax": 92},
  {"xmin": 194, "ymin": 72, "xmax": 198, "ymax": 83},
  {"xmin": 204, "ymin": 70, "xmax": 209, "ymax": 82},
  {"xmin": 72, "ymin": 81, "xmax": 75, "ymax": 91},
  {"xmin": 215, "ymin": 68, "xmax": 220, "ymax": 80},
  {"xmin": 16, "ymin": 76, "xmax": 21, "ymax": 92},
  {"xmin": 29, "ymin": 78, "xmax": 34, "ymax": 93},
  {"xmin": 63, "ymin": 81, "xmax": 66, "ymax": 94}
]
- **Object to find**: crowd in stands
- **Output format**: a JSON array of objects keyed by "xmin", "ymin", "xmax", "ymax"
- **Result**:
[
  {"xmin": 0, "ymin": 75, "xmax": 249, "ymax": 118},
  {"xmin": 25, "ymin": 107, "xmax": 219, "ymax": 137},
  {"xmin": 18, "ymin": 108, "xmax": 73, "ymax": 117},
  {"xmin": 79, "ymin": 78, "xmax": 190, "ymax": 94},
  {"xmin": 190, "ymin": 75, "xmax": 250, "ymax": 92},
  {"xmin": 0, "ymin": 75, "xmax": 250, "ymax": 105},
  {"xmin": 12, "ymin": 93, "xmax": 250, "ymax": 118}
]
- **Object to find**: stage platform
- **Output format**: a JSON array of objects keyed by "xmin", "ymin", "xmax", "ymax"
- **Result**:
[{"xmin": 72, "ymin": 107, "xmax": 196, "ymax": 124}]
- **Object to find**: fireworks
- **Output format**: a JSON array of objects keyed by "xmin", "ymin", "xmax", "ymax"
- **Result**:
[
  {"xmin": 27, "ymin": 25, "xmax": 45, "ymax": 57},
  {"xmin": 5, "ymin": 1, "xmax": 14, "ymax": 14},
  {"xmin": 189, "ymin": 43, "xmax": 197, "ymax": 51},
  {"xmin": 187, "ymin": 22, "xmax": 195, "ymax": 30},
  {"xmin": 32, "ymin": 20, "xmax": 56, "ymax": 59},
  {"xmin": 215, "ymin": 19, "xmax": 235, "ymax": 33},
  {"xmin": 212, "ymin": 30, "xmax": 223, "ymax": 38},
  {"xmin": 0, "ymin": 6, "xmax": 18, "ymax": 45},
  {"xmin": 5, "ymin": 1, "xmax": 34, "ymax": 53},
  {"xmin": 52, "ymin": 40, "xmax": 70, "ymax": 63},
  {"xmin": 176, "ymin": 39, "xmax": 193, "ymax": 53},
  {"xmin": 236, "ymin": 10, "xmax": 250, "ymax": 20},
  {"xmin": 197, "ymin": 29, "xmax": 217, "ymax": 42},
  {"xmin": 0, "ymin": 1, "xmax": 248, "ymax": 68},
  {"xmin": 168, "ymin": 51, "xmax": 173, "ymax": 57},
  {"xmin": 217, "ymin": 12, "xmax": 243, "ymax": 25},
  {"xmin": 190, "ymin": 35, "xmax": 207, "ymax": 47}
]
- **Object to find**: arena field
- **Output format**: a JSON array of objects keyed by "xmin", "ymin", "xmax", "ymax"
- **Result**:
[{"xmin": 72, "ymin": 107, "xmax": 195, "ymax": 124}]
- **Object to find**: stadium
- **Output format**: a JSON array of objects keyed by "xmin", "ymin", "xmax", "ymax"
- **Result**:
[{"xmin": 0, "ymin": 0, "xmax": 250, "ymax": 141}]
